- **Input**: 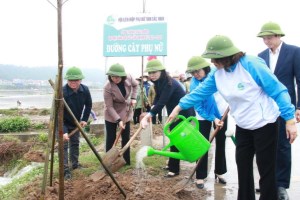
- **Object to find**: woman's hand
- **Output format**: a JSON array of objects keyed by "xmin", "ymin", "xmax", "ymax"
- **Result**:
[
  {"xmin": 286, "ymin": 120, "xmax": 298, "ymax": 144},
  {"xmin": 296, "ymin": 109, "xmax": 300, "ymax": 123},
  {"xmin": 214, "ymin": 118, "xmax": 224, "ymax": 129},
  {"xmin": 131, "ymin": 99, "xmax": 137, "ymax": 107},
  {"xmin": 140, "ymin": 113, "xmax": 151, "ymax": 129},
  {"xmin": 166, "ymin": 105, "xmax": 182, "ymax": 124},
  {"xmin": 118, "ymin": 120, "xmax": 125, "ymax": 129}
]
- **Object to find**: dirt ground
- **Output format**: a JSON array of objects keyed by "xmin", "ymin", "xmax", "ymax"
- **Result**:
[
  {"xmin": 7, "ymin": 102, "xmax": 300, "ymax": 199},
  {"xmin": 2, "ymin": 102, "xmax": 215, "ymax": 200},
  {"xmin": 23, "ymin": 127, "xmax": 211, "ymax": 199}
]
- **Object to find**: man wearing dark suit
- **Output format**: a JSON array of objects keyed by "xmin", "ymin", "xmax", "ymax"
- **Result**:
[{"xmin": 257, "ymin": 21, "xmax": 300, "ymax": 200}]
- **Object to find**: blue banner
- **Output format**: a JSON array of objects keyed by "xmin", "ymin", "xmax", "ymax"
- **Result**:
[{"xmin": 103, "ymin": 14, "xmax": 167, "ymax": 57}]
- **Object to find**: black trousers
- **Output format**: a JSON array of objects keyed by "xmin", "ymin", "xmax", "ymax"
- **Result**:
[
  {"xmin": 236, "ymin": 120, "xmax": 278, "ymax": 200},
  {"xmin": 214, "ymin": 117, "xmax": 228, "ymax": 175},
  {"xmin": 196, "ymin": 120, "xmax": 212, "ymax": 179},
  {"xmin": 167, "ymin": 119, "xmax": 183, "ymax": 173},
  {"xmin": 152, "ymin": 110, "xmax": 162, "ymax": 124},
  {"xmin": 133, "ymin": 108, "xmax": 142, "ymax": 124},
  {"xmin": 105, "ymin": 120, "xmax": 131, "ymax": 165},
  {"xmin": 276, "ymin": 117, "xmax": 291, "ymax": 188}
]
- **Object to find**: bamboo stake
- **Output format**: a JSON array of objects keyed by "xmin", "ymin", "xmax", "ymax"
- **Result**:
[
  {"xmin": 48, "ymin": 76, "xmax": 59, "ymax": 187},
  {"xmin": 40, "ymin": 92, "xmax": 57, "ymax": 199}
]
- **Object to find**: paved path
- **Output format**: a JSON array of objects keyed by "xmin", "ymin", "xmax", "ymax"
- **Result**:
[{"xmin": 202, "ymin": 118, "xmax": 300, "ymax": 199}]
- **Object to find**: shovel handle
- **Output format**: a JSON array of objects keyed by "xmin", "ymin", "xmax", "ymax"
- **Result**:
[
  {"xmin": 209, "ymin": 107, "xmax": 230, "ymax": 142},
  {"xmin": 113, "ymin": 105, "xmax": 132, "ymax": 146},
  {"xmin": 113, "ymin": 128, "xmax": 125, "ymax": 146},
  {"xmin": 69, "ymin": 127, "xmax": 79, "ymax": 138},
  {"xmin": 182, "ymin": 107, "xmax": 230, "ymax": 189},
  {"xmin": 119, "ymin": 125, "xmax": 143, "ymax": 156}
]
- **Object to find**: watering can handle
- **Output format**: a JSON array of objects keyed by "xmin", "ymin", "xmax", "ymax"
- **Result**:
[
  {"xmin": 163, "ymin": 115, "xmax": 186, "ymax": 136},
  {"xmin": 186, "ymin": 116, "xmax": 199, "ymax": 130}
]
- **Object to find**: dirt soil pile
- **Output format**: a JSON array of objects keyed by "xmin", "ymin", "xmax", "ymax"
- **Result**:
[
  {"xmin": 2, "ymin": 102, "xmax": 213, "ymax": 199},
  {"xmin": 25, "ymin": 170, "xmax": 210, "ymax": 200},
  {"xmin": 0, "ymin": 140, "xmax": 33, "ymax": 163},
  {"xmin": 22, "ymin": 123, "xmax": 211, "ymax": 200}
]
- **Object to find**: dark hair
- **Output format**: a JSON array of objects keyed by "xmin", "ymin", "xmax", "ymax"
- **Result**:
[
  {"xmin": 213, "ymin": 52, "xmax": 245, "ymax": 71},
  {"xmin": 108, "ymin": 75, "xmax": 127, "ymax": 82},
  {"xmin": 159, "ymin": 70, "xmax": 173, "ymax": 86},
  {"xmin": 202, "ymin": 66, "xmax": 211, "ymax": 76}
]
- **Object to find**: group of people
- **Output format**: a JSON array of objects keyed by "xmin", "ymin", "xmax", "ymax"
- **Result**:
[{"xmin": 61, "ymin": 21, "xmax": 299, "ymax": 200}]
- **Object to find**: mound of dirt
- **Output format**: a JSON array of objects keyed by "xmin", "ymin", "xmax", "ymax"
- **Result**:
[
  {"xmin": 0, "ymin": 141, "xmax": 33, "ymax": 163},
  {"xmin": 25, "ymin": 169, "xmax": 210, "ymax": 200},
  {"xmin": 4, "ymin": 102, "xmax": 213, "ymax": 199},
  {"xmin": 23, "ymin": 151, "xmax": 45, "ymax": 163}
]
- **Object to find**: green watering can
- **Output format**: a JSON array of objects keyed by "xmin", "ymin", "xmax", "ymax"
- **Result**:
[{"xmin": 147, "ymin": 115, "xmax": 211, "ymax": 162}]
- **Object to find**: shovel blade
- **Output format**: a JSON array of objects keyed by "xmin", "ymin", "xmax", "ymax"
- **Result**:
[
  {"xmin": 102, "ymin": 146, "xmax": 127, "ymax": 173},
  {"xmin": 109, "ymin": 156, "xmax": 127, "ymax": 173},
  {"xmin": 90, "ymin": 171, "xmax": 107, "ymax": 182},
  {"xmin": 102, "ymin": 147, "xmax": 120, "ymax": 165},
  {"xmin": 173, "ymin": 178, "xmax": 191, "ymax": 193}
]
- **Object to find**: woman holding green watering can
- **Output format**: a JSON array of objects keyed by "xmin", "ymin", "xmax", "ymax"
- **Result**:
[
  {"xmin": 185, "ymin": 56, "xmax": 228, "ymax": 189},
  {"xmin": 140, "ymin": 59, "xmax": 194, "ymax": 178},
  {"xmin": 168, "ymin": 35, "xmax": 298, "ymax": 200}
]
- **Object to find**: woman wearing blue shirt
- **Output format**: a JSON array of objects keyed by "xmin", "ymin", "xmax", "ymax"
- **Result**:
[
  {"xmin": 168, "ymin": 35, "xmax": 297, "ymax": 200},
  {"xmin": 186, "ymin": 56, "xmax": 228, "ymax": 189}
]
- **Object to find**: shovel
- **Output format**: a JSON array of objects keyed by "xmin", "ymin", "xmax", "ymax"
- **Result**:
[
  {"xmin": 173, "ymin": 107, "xmax": 230, "ymax": 193},
  {"xmin": 102, "ymin": 125, "xmax": 143, "ymax": 173},
  {"xmin": 113, "ymin": 105, "xmax": 132, "ymax": 147}
]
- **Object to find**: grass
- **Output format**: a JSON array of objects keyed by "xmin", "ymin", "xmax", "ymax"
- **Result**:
[
  {"xmin": 0, "ymin": 108, "xmax": 19, "ymax": 116},
  {"xmin": 0, "ymin": 162, "xmax": 43, "ymax": 200},
  {"xmin": 0, "ymin": 132, "xmax": 168, "ymax": 199}
]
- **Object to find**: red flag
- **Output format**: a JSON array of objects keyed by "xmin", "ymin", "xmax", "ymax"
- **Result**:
[{"xmin": 147, "ymin": 56, "xmax": 157, "ymax": 61}]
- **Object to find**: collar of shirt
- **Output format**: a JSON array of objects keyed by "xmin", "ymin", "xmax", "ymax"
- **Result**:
[
  {"xmin": 268, "ymin": 42, "xmax": 282, "ymax": 73},
  {"xmin": 66, "ymin": 84, "xmax": 83, "ymax": 96}
]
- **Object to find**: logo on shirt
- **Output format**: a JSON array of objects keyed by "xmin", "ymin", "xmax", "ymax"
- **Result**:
[{"xmin": 237, "ymin": 82, "xmax": 245, "ymax": 90}]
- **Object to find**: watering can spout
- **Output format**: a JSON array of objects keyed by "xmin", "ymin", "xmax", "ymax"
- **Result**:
[{"xmin": 147, "ymin": 147, "xmax": 186, "ymax": 161}]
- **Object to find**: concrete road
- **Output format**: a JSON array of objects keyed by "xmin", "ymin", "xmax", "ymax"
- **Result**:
[{"xmin": 202, "ymin": 118, "xmax": 300, "ymax": 200}]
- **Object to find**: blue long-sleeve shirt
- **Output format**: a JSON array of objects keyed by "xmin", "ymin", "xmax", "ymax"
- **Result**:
[
  {"xmin": 179, "ymin": 55, "xmax": 295, "ymax": 130},
  {"xmin": 183, "ymin": 76, "xmax": 220, "ymax": 121}
]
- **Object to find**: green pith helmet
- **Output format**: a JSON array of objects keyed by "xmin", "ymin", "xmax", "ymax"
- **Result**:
[
  {"xmin": 106, "ymin": 63, "xmax": 127, "ymax": 77},
  {"xmin": 202, "ymin": 35, "xmax": 240, "ymax": 59},
  {"xmin": 186, "ymin": 56, "xmax": 210, "ymax": 73},
  {"xmin": 257, "ymin": 21, "xmax": 285, "ymax": 37},
  {"xmin": 145, "ymin": 59, "xmax": 165, "ymax": 72},
  {"xmin": 64, "ymin": 66, "xmax": 85, "ymax": 80}
]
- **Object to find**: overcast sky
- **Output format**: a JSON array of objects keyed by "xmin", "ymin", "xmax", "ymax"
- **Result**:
[{"xmin": 0, "ymin": 0, "xmax": 299, "ymax": 78}]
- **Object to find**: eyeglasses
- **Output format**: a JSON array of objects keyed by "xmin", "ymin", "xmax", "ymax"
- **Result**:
[
  {"xmin": 148, "ymin": 71, "xmax": 159, "ymax": 74},
  {"xmin": 190, "ymin": 69, "xmax": 201, "ymax": 75}
]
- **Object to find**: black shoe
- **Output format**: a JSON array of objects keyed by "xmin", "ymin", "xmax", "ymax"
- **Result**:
[
  {"xmin": 255, "ymin": 188, "xmax": 260, "ymax": 193},
  {"xmin": 195, "ymin": 179, "xmax": 204, "ymax": 189},
  {"xmin": 72, "ymin": 163, "xmax": 83, "ymax": 170},
  {"xmin": 215, "ymin": 174, "xmax": 227, "ymax": 184},
  {"xmin": 64, "ymin": 170, "xmax": 72, "ymax": 180},
  {"xmin": 164, "ymin": 172, "xmax": 179, "ymax": 178},
  {"xmin": 277, "ymin": 187, "xmax": 289, "ymax": 200}
]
